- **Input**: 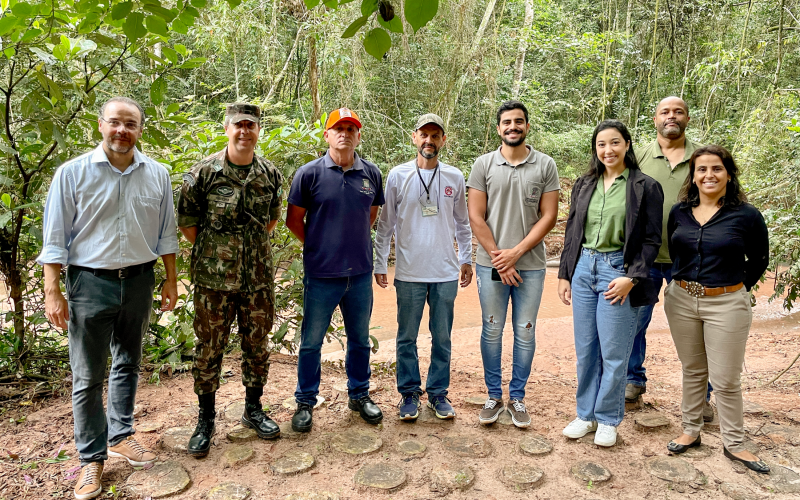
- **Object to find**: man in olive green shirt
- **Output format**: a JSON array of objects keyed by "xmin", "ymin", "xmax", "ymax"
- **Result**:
[
  {"xmin": 583, "ymin": 169, "xmax": 628, "ymax": 252},
  {"xmin": 627, "ymin": 97, "xmax": 711, "ymax": 418}
]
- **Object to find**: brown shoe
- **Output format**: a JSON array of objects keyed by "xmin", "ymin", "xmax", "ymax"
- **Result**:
[
  {"xmin": 73, "ymin": 462, "xmax": 103, "ymax": 500},
  {"xmin": 108, "ymin": 436, "xmax": 157, "ymax": 466},
  {"xmin": 478, "ymin": 397, "xmax": 504, "ymax": 424},
  {"xmin": 508, "ymin": 398, "xmax": 531, "ymax": 428}
]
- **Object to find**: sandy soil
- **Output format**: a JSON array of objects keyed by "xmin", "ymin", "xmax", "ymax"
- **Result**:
[{"xmin": 2, "ymin": 268, "xmax": 800, "ymax": 499}]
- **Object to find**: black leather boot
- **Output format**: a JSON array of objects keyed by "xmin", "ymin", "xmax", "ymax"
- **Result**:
[
  {"xmin": 188, "ymin": 392, "xmax": 215, "ymax": 457},
  {"xmin": 349, "ymin": 395, "xmax": 383, "ymax": 424},
  {"xmin": 291, "ymin": 402, "xmax": 314, "ymax": 433},
  {"xmin": 241, "ymin": 387, "xmax": 280, "ymax": 439}
]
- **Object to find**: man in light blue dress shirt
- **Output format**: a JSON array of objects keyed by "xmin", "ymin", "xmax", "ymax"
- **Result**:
[{"xmin": 38, "ymin": 97, "xmax": 179, "ymax": 500}]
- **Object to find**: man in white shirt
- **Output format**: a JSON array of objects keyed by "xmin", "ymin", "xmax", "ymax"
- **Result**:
[
  {"xmin": 375, "ymin": 113, "xmax": 473, "ymax": 420},
  {"xmin": 39, "ymin": 97, "xmax": 178, "ymax": 500}
]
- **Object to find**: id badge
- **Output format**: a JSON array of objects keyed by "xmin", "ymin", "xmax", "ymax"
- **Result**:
[{"xmin": 421, "ymin": 204, "xmax": 439, "ymax": 217}]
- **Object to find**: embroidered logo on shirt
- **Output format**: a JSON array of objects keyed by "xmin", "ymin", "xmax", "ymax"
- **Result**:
[
  {"xmin": 444, "ymin": 186, "xmax": 454, "ymax": 197},
  {"xmin": 359, "ymin": 178, "xmax": 374, "ymax": 196},
  {"xmin": 182, "ymin": 173, "xmax": 196, "ymax": 187},
  {"xmin": 216, "ymin": 186, "xmax": 234, "ymax": 196}
]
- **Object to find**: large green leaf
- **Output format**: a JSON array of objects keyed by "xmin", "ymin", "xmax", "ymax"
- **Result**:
[
  {"xmin": 0, "ymin": 16, "xmax": 18, "ymax": 36},
  {"xmin": 360, "ymin": 0, "xmax": 378, "ymax": 16},
  {"xmin": 161, "ymin": 46, "xmax": 178, "ymax": 64},
  {"xmin": 111, "ymin": 2, "xmax": 133, "ymax": 21},
  {"xmin": 404, "ymin": 0, "xmax": 437, "ymax": 33},
  {"xmin": 377, "ymin": 13, "xmax": 403, "ymax": 33},
  {"xmin": 150, "ymin": 77, "xmax": 167, "ymax": 105},
  {"xmin": 145, "ymin": 15, "xmax": 169, "ymax": 37},
  {"xmin": 362, "ymin": 27, "xmax": 391, "ymax": 60},
  {"xmin": 143, "ymin": 4, "xmax": 177, "ymax": 22},
  {"xmin": 303, "ymin": 0, "xmax": 321, "ymax": 8},
  {"xmin": 123, "ymin": 12, "xmax": 147, "ymax": 42},
  {"xmin": 342, "ymin": 15, "xmax": 369, "ymax": 39},
  {"xmin": 226, "ymin": 0, "xmax": 242, "ymax": 7}
]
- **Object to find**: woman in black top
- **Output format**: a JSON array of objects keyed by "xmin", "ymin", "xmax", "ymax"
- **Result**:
[{"xmin": 664, "ymin": 145, "xmax": 769, "ymax": 473}]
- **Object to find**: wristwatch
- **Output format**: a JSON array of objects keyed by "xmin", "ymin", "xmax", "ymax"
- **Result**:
[{"xmin": 628, "ymin": 277, "xmax": 639, "ymax": 285}]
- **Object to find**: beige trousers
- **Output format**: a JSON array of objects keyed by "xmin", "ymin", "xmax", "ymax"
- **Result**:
[{"xmin": 663, "ymin": 280, "xmax": 752, "ymax": 452}]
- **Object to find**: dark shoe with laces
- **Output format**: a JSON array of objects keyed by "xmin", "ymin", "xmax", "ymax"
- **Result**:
[
  {"xmin": 349, "ymin": 395, "xmax": 383, "ymax": 424},
  {"xmin": 242, "ymin": 402, "xmax": 280, "ymax": 439},
  {"xmin": 187, "ymin": 411, "xmax": 215, "ymax": 457},
  {"xmin": 724, "ymin": 446, "xmax": 770, "ymax": 474},
  {"xmin": 667, "ymin": 435, "xmax": 701, "ymax": 454},
  {"xmin": 428, "ymin": 395, "xmax": 455, "ymax": 419},
  {"xmin": 398, "ymin": 393, "xmax": 421, "ymax": 421},
  {"xmin": 291, "ymin": 402, "xmax": 313, "ymax": 433}
]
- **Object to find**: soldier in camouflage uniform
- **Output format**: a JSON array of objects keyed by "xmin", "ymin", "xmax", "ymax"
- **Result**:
[{"xmin": 177, "ymin": 103, "xmax": 284, "ymax": 456}]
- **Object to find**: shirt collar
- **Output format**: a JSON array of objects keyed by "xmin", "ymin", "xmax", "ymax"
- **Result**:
[
  {"xmin": 652, "ymin": 137, "xmax": 698, "ymax": 163},
  {"xmin": 91, "ymin": 144, "xmax": 145, "ymax": 173},
  {"xmin": 494, "ymin": 145, "xmax": 537, "ymax": 166},
  {"xmin": 618, "ymin": 168, "xmax": 630, "ymax": 180},
  {"xmin": 324, "ymin": 150, "xmax": 364, "ymax": 171}
]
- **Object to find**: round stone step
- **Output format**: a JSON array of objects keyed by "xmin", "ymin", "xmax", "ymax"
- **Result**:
[
  {"xmin": 634, "ymin": 414, "xmax": 671, "ymax": 432},
  {"xmin": 749, "ymin": 462, "xmax": 800, "ymax": 493},
  {"xmin": 208, "ymin": 482, "xmax": 252, "ymax": 500},
  {"xmin": 430, "ymin": 463, "xmax": 475, "ymax": 493},
  {"xmin": 354, "ymin": 463, "xmax": 406, "ymax": 492},
  {"xmin": 570, "ymin": 461, "xmax": 612, "ymax": 484},
  {"xmin": 499, "ymin": 464, "xmax": 544, "ymax": 491},
  {"xmin": 742, "ymin": 400, "xmax": 767, "ymax": 416},
  {"xmin": 221, "ymin": 445, "xmax": 254, "ymax": 468},
  {"xmin": 160, "ymin": 427, "xmax": 193, "ymax": 452},
  {"xmin": 759, "ymin": 424, "xmax": 800, "ymax": 446},
  {"xmin": 442, "ymin": 435, "xmax": 493, "ymax": 458},
  {"xmin": 397, "ymin": 440, "xmax": 426, "ymax": 457},
  {"xmin": 279, "ymin": 421, "xmax": 308, "ymax": 440},
  {"xmin": 283, "ymin": 493, "xmax": 339, "ymax": 500},
  {"xmin": 331, "ymin": 429, "xmax": 382, "ymax": 455},
  {"xmin": 227, "ymin": 425, "xmax": 257, "ymax": 443},
  {"xmin": 496, "ymin": 409, "xmax": 513, "ymax": 425},
  {"xmin": 645, "ymin": 456, "xmax": 698, "ymax": 483},
  {"xmin": 465, "ymin": 396, "xmax": 485, "ymax": 406},
  {"xmin": 416, "ymin": 404, "xmax": 455, "ymax": 424},
  {"xmin": 720, "ymin": 482, "xmax": 761, "ymax": 500},
  {"xmin": 126, "ymin": 461, "xmax": 190, "ymax": 498},
  {"xmin": 282, "ymin": 395, "xmax": 326, "ymax": 411},
  {"xmin": 519, "ymin": 435, "xmax": 553, "ymax": 456},
  {"xmin": 680, "ymin": 444, "xmax": 713, "ymax": 459},
  {"xmin": 271, "ymin": 451, "xmax": 315, "ymax": 475},
  {"xmin": 224, "ymin": 400, "xmax": 246, "ymax": 422},
  {"xmin": 137, "ymin": 422, "xmax": 162, "ymax": 433}
]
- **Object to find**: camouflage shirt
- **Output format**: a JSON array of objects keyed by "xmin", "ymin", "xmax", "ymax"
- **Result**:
[{"xmin": 177, "ymin": 148, "xmax": 283, "ymax": 292}]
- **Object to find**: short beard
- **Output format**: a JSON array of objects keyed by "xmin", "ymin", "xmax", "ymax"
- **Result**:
[
  {"xmin": 418, "ymin": 144, "xmax": 439, "ymax": 159},
  {"xmin": 106, "ymin": 141, "xmax": 134, "ymax": 154},
  {"xmin": 501, "ymin": 134, "xmax": 526, "ymax": 147},
  {"xmin": 658, "ymin": 122, "xmax": 685, "ymax": 140}
]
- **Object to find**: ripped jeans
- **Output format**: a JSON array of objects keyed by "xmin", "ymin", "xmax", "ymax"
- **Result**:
[{"xmin": 476, "ymin": 264, "xmax": 546, "ymax": 400}]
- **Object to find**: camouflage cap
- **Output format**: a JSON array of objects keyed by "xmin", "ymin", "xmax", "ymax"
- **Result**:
[
  {"xmin": 414, "ymin": 113, "xmax": 445, "ymax": 134},
  {"xmin": 226, "ymin": 103, "xmax": 261, "ymax": 124}
]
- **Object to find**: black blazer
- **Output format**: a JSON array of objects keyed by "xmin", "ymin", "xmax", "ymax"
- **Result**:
[{"xmin": 558, "ymin": 168, "xmax": 664, "ymax": 307}]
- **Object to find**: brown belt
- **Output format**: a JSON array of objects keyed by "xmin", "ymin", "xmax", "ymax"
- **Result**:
[{"xmin": 676, "ymin": 280, "xmax": 744, "ymax": 297}]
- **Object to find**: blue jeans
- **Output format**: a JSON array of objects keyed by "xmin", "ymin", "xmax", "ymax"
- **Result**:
[
  {"xmin": 476, "ymin": 264, "xmax": 545, "ymax": 400},
  {"xmin": 394, "ymin": 280, "xmax": 457, "ymax": 397},
  {"xmin": 572, "ymin": 249, "xmax": 638, "ymax": 426},
  {"xmin": 628, "ymin": 263, "xmax": 713, "ymax": 400},
  {"xmin": 295, "ymin": 272, "xmax": 373, "ymax": 405},
  {"xmin": 67, "ymin": 266, "xmax": 155, "ymax": 464}
]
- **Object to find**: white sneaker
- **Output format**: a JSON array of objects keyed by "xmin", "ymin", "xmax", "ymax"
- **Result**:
[
  {"xmin": 562, "ymin": 418, "xmax": 598, "ymax": 438},
  {"xmin": 594, "ymin": 424, "xmax": 617, "ymax": 447}
]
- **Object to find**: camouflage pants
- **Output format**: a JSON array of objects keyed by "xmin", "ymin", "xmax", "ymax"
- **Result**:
[{"xmin": 192, "ymin": 286, "xmax": 274, "ymax": 395}]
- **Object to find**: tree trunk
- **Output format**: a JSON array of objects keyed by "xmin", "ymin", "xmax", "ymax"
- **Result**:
[
  {"xmin": 646, "ymin": 0, "xmax": 660, "ymax": 97},
  {"xmin": 735, "ymin": 0, "xmax": 754, "ymax": 92},
  {"xmin": 266, "ymin": 27, "xmax": 303, "ymax": 103},
  {"xmin": 773, "ymin": 0, "xmax": 785, "ymax": 90},
  {"xmin": 511, "ymin": 0, "xmax": 534, "ymax": 99},
  {"xmin": 308, "ymin": 35, "xmax": 321, "ymax": 122}
]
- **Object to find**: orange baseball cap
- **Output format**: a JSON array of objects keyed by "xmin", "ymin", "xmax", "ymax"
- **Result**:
[{"xmin": 325, "ymin": 107, "xmax": 362, "ymax": 130}]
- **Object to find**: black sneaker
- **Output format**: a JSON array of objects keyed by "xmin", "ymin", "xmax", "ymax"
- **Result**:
[
  {"xmin": 398, "ymin": 393, "xmax": 421, "ymax": 421},
  {"xmin": 349, "ymin": 395, "xmax": 383, "ymax": 424},
  {"xmin": 428, "ymin": 395, "xmax": 455, "ymax": 419},
  {"xmin": 291, "ymin": 402, "xmax": 313, "ymax": 433}
]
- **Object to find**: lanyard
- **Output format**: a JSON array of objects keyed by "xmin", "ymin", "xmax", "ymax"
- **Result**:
[{"xmin": 416, "ymin": 164, "xmax": 438, "ymax": 202}]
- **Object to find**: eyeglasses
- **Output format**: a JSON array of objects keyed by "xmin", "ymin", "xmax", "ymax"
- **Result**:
[{"xmin": 100, "ymin": 118, "xmax": 141, "ymax": 131}]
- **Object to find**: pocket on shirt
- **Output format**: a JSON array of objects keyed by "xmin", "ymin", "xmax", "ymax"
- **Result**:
[{"xmin": 523, "ymin": 181, "xmax": 545, "ymax": 208}]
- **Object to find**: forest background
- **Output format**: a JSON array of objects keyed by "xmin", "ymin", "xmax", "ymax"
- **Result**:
[{"xmin": 0, "ymin": 0, "xmax": 798, "ymax": 393}]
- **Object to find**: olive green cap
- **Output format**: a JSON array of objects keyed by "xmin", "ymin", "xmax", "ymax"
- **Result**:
[
  {"xmin": 414, "ymin": 113, "xmax": 445, "ymax": 134},
  {"xmin": 226, "ymin": 103, "xmax": 261, "ymax": 124}
]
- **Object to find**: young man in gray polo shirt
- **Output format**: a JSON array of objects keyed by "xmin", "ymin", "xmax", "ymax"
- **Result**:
[
  {"xmin": 374, "ymin": 114, "xmax": 473, "ymax": 421},
  {"xmin": 467, "ymin": 100, "xmax": 560, "ymax": 427}
]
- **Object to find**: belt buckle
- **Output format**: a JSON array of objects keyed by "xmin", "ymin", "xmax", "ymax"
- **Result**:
[
  {"xmin": 118, "ymin": 267, "xmax": 129, "ymax": 279},
  {"xmin": 686, "ymin": 281, "xmax": 705, "ymax": 297}
]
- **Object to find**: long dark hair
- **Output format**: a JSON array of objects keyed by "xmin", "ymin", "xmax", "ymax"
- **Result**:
[
  {"xmin": 678, "ymin": 145, "xmax": 747, "ymax": 207},
  {"xmin": 586, "ymin": 120, "xmax": 639, "ymax": 178}
]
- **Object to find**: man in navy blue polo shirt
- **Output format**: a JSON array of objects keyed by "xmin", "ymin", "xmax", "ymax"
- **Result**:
[{"xmin": 286, "ymin": 108, "xmax": 385, "ymax": 432}]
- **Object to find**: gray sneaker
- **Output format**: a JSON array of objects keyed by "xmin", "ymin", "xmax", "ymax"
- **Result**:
[
  {"xmin": 703, "ymin": 400, "xmax": 714, "ymax": 422},
  {"xmin": 508, "ymin": 398, "xmax": 531, "ymax": 428},
  {"xmin": 478, "ymin": 398, "xmax": 504, "ymax": 425},
  {"xmin": 625, "ymin": 383, "xmax": 646, "ymax": 402}
]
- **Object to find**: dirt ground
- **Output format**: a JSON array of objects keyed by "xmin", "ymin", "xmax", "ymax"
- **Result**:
[{"xmin": 2, "ymin": 268, "xmax": 800, "ymax": 500}]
